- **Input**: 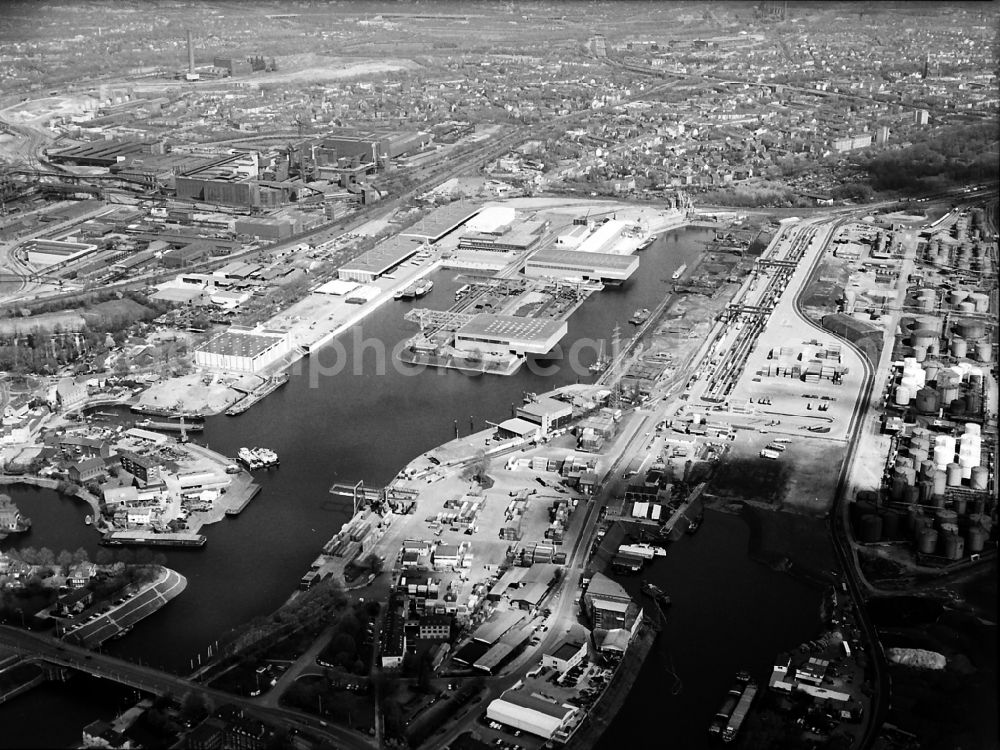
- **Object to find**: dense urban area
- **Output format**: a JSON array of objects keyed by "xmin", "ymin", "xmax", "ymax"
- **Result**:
[{"xmin": 0, "ymin": 2, "xmax": 996, "ymax": 750}]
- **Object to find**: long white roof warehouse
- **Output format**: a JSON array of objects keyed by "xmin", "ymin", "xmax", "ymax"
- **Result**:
[{"xmin": 523, "ymin": 247, "xmax": 639, "ymax": 284}]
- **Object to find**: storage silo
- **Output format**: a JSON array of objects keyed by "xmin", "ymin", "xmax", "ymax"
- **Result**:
[
  {"xmin": 918, "ymin": 528, "xmax": 939, "ymax": 554},
  {"xmin": 936, "ymin": 509, "xmax": 959, "ymax": 529},
  {"xmin": 912, "ymin": 345, "xmax": 927, "ymax": 362},
  {"xmin": 859, "ymin": 514, "xmax": 883, "ymax": 543},
  {"xmin": 952, "ymin": 496, "xmax": 967, "ymax": 516},
  {"xmin": 949, "ymin": 398, "xmax": 967, "ymax": 417},
  {"xmin": 940, "ymin": 532, "xmax": 962, "ymax": 560},
  {"xmin": 932, "ymin": 470, "xmax": 947, "ymax": 496},
  {"xmin": 964, "ymin": 392, "xmax": 981, "ymax": 415},
  {"xmin": 951, "ymin": 338, "xmax": 968, "ymax": 358},
  {"xmin": 912, "ymin": 329, "xmax": 938, "ymax": 349},
  {"xmin": 970, "ymin": 465, "xmax": 989, "ymax": 491},
  {"xmin": 919, "ymin": 459, "xmax": 936, "ymax": 479},
  {"xmin": 923, "ymin": 363, "xmax": 940, "ymax": 383},
  {"xmin": 969, "ymin": 292, "xmax": 990, "ymax": 312},
  {"xmin": 957, "ymin": 301, "xmax": 976, "ymax": 314},
  {"xmin": 964, "ymin": 423, "xmax": 982, "ymax": 437},
  {"xmin": 966, "ymin": 526, "xmax": 987, "ymax": 554},
  {"xmin": 957, "ymin": 321, "xmax": 985, "ymax": 340},
  {"xmin": 904, "ymin": 484, "xmax": 921, "ymax": 505},
  {"xmin": 914, "ymin": 387, "xmax": 939, "ymax": 414},
  {"xmin": 977, "ymin": 342, "xmax": 993, "ymax": 363},
  {"xmin": 894, "ymin": 385, "xmax": 912, "ymax": 406},
  {"xmin": 949, "ymin": 289, "xmax": 968, "ymax": 306},
  {"xmin": 946, "ymin": 462, "xmax": 963, "ymax": 486}
]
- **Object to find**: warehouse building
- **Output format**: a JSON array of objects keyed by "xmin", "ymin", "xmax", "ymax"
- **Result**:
[
  {"xmin": 516, "ymin": 395, "xmax": 573, "ymax": 434},
  {"xmin": 486, "ymin": 688, "xmax": 579, "ymax": 740},
  {"xmin": 194, "ymin": 327, "xmax": 291, "ymax": 373},
  {"xmin": 523, "ymin": 248, "xmax": 639, "ymax": 285},
  {"xmin": 454, "ymin": 314, "xmax": 567, "ymax": 357},
  {"xmin": 338, "ymin": 236, "xmax": 424, "ymax": 283},
  {"xmin": 22, "ymin": 239, "xmax": 99, "ymax": 268}
]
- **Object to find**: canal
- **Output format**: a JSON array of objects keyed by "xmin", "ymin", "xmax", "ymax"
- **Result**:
[{"xmin": 0, "ymin": 226, "xmax": 821, "ymax": 747}]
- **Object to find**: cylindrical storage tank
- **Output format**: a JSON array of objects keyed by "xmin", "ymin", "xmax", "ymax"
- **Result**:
[
  {"xmin": 949, "ymin": 289, "xmax": 968, "ymax": 306},
  {"xmin": 918, "ymin": 528, "xmax": 939, "ymax": 554},
  {"xmin": 977, "ymin": 342, "xmax": 992, "ymax": 363},
  {"xmin": 969, "ymin": 292, "xmax": 990, "ymax": 312},
  {"xmin": 919, "ymin": 459, "xmax": 936, "ymax": 478},
  {"xmin": 894, "ymin": 385, "xmax": 912, "ymax": 406},
  {"xmin": 932, "ymin": 470, "xmax": 947, "ymax": 496},
  {"xmin": 964, "ymin": 423, "xmax": 982, "ymax": 437},
  {"xmin": 905, "ymin": 484, "xmax": 921, "ymax": 505},
  {"xmin": 947, "ymin": 463, "xmax": 963, "ymax": 486},
  {"xmin": 914, "ymin": 387, "xmax": 938, "ymax": 414},
  {"xmin": 967, "ymin": 526, "xmax": 987, "ymax": 554},
  {"xmin": 949, "ymin": 398, "xmax": 967, "ymax": 417},
  {"xmin": 936, "ymin": 509, "xmax": 959, "ymax": 528},
  {"xmin": 969, "ymin": 373, "xmax": 984, "ymax": 390},
  {"xmin": 951, "ymin": 338, "xmax": 968, "ymax": 358},
  {"xmin": 933, "ymin": 445, "xmax": 952, "ymax": 468},
  {"xmin": 940, "ymin": 386, "xmax": 959, "ymax": 405},
  {"xmin": 942, "ymin": 533, "xmax": 963, "ymax": 560},
  {"xmin": 912, "ymin": 329, "xmax": 938, "ymax": 348},
  {"xmin": 971, "ymin": 497, "xmax": 986, "ymax": 516},
  {"xmin": 909, "ymin": 446, "xmax": 929, "ymax": 464},
  {"xmin": 918, "ymin": 294, "xmax": 935, "ymax": 312},
  {"xmin": 859, "ymin": 514, "xmax": 883, "ymax": 543},
  {"xmin": 938, "ymin": 369, "xmax": 961, "ymax": 388},
  {"xmin": 890, "ymin": 476, "xmax": 907, "ymax": 502},
  {"xmin": 953, "ymin": 496, "xmax": 967, "ymax": 516},
  {"xmin": 923, "ymin": 363, "xmax": 940, "ymax": 383},
  {"xmin": 958, "ymin": 301, "xmax": 976, "ymax": 314},
  {"xmin": 912, "ymin": 344, "xmax": 927, "ymax": 362},
  {"xmin": 904, "ymin": 509, "xmax": 922, "ymax": 536},
  {"xmin": 930, "ymin": 493, "xmax": 946, "ymax": 510},
  {"xmin": 965, "ymin": 392, "xmax": 981, "ymax": 415},
  {"xmin": 957, "ymin": 321, "xmax": 985, "ymax": 340},
  {"xmin": 970, "ymin": 466, "xmax": 989, "ymax": 491},
  {"xmin": 851, "ymin": 500, "xmax": 879, "ymax": 528},
  {"xmin": 895, "ymin": 455, "xmax": 914, "ymax": 471},
  {"xmin": 882, "ymin": 509, "xmax": 902, "ymax": 541},
  {"xmin": 913, "ymin": 514, "xmax": 932, "ymax": 540}
]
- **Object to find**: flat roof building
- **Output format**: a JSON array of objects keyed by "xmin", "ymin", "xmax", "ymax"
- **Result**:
[
  {"xmin": 338, "ymin": 236, "xmax": 423, "ymax": 283},
  {"xmin": 454, "ymin": 314, "xmax": 567, "ymax": 357},
  {"xmin": 22, "ymin": 239, "xmax": 99, "ymax": 268},
  {"xmin": 524, "ymin": 248, "xmax": 639, "ymax": 285},
  {"xmin": 194, "ymin": 327, "xmax": 290, "ymax": 373}
]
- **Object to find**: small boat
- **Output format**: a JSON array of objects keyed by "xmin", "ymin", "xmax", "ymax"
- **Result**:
[
  {"xmin": 619, "ymin": 542, "xmax": 667, "ymax": 559},
  {"xmin": 760, "ymin": 448, "xmax": 782, "ymax": 460},
  {"xmin": 629, "ymin": 308, "xmax": 651, "ymax": 325},
  {"xmin": 636, "ymin": 235, "xmax": 655, "ymax": 251},
  {"xmin": 685, "ymin": 516, "xmax": 701, "ymax": 535},
  {"xmin": 672, "ymin": 263, "xmax": 687, "ymax": 280},
  {"xmin": 396, "ymin": 284, "xmax": 417, "ymax": 300},
  {"xmin": 413, "ymin": 279, "xmax": 434, "ymax": 298},
  {"xmin": 85, "ymin": 515, "xmax": 92, "ymax": 526}
]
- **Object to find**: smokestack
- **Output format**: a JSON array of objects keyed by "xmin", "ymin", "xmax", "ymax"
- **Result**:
[{"xmin": 187, "ymin": 30, "xmax": 195, "ymax": 73}]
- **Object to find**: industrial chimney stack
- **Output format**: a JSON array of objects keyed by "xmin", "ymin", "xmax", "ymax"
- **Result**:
[{"xmin": 187, "ymin": 30, "xmax": 195, "ymax": 73}]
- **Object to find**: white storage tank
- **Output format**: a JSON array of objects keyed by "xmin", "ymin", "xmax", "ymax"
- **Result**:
[
  {"xmin": 970, "ymin": 465, "xmax": 989, "ymax": 491},
  {"xmin": 951, "ymin": 338, "xmax": 967, "ymax": 358},
  {"xmin": 894, "ymin": 385, "xmax": 912, "ymax": 406}
]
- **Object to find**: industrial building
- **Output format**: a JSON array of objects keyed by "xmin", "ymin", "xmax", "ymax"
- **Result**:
[
  {"xmin": 193, "ymin": 327, "xmax": 291, "ymax": 373},
  {"xmin": 523, "ymin": 248, "xmax": 639, "ymax": 285},
  {"xmin": 583, "ymin": 572, "xmax": 638, "ymax": 631},
  {"xmin": 22, "ymin": 239, "xmax": 99, "ymax": 268},
  {"xmin": 516, "ymin": 396, "xmax": 574, "ymax": 434},
  {"xmin": 454, "ymin": 314, "xmax": 568, "ymax": 357},
  {"xmin": 486, "ymin": 688, "xmax": 579, "ymax": 740},
  {"xmin": 337, "ymin": 236, "xmax": 425, "ymax": 283},
  {"xmin": 541, "ymin": 639, "xmax": 588, "ymax": 674}
]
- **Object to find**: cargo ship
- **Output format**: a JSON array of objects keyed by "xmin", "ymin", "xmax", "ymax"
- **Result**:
[
  {"xmin": 709, "ymin": 672, "xmax": 751, "ymax": 737},
  {"xmin": 722, "ymin": 680, "xmax": 758, "ymax": 743},
  {"xmin": 629, "ymin": 308, "xmax": 651, "ymax": 325},
  {"xmin": 672, "ymin": 264, "xmax": 688, "ymax": 280},
  {"xmin": 636, "ymin": 235, "xmax": 656, "ymax": 251},
  {"xmin": 225, "ymin": 373, "xmax": 289, "ymax": 416},
  {"xmin": 618, "ymin": 542, "xmax": 667, "ymax": 560},
  {"xmin": 641, "ymin": 581, "xmax": 672, "ymax": 607},
  {"xmin": 395, "ymin": 284, "xmax": 418, "ymax": 300},
  {"xmin": 238, "ymin": 447, "xmax": 280, "ymax": 470},
  {"xmin": 135, "ymin": 418, "xmax": 204, "ymax": 433}
]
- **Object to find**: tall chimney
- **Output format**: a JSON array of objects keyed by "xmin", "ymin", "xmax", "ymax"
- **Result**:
[{"xmin": 187, "ymin": 30, "xmax": 195, "ymax": 73}]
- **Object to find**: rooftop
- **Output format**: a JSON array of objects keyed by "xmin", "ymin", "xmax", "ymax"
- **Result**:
[
  {"xmin": 340, "ymin": 235, "xmax": 423, "ymax": 275},
  {"xmin": 196, "ymin": 328, "xmax": 285, "ymax": 358},
  {"xmin": 528, "ymin": 247, "xmax": 640, "ymax": 271},
  {"xmin": 456, "ymin": 314, "xmax": 566, "ymax": 343}
]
